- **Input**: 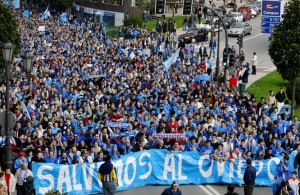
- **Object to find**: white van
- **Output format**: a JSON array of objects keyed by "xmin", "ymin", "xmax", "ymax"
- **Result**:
[{"xmin": 230, "ymin": 12, "xmax": 243, "ymax": 23}]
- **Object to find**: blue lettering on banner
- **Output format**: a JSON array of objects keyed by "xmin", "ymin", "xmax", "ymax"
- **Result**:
[{"xmin": 32, "ymin": 150, "xmax": 291, "ymax": 195}]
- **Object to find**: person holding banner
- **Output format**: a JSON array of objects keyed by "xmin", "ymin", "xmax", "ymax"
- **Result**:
[
  {"xmin": 98, "ymin": 155, "xmax": 118, "ymax": 195},
  {"xmin": 243, "ymin": 158, "xmax": 256, "ymax": 195}
]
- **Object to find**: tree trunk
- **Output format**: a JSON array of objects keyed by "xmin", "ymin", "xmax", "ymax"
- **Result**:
[{"xmin": 292, "ymin": 79, "xmax": 296, "ymax": 117}]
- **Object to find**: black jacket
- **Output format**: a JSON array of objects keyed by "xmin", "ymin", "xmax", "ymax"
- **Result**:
[
  {"xmin": 243, "ymin": 165, "xmax": 256, "ymax": 185},
  {"xmin": 275, "ymin": 92, "xmax": 286, "ymax": 103}
]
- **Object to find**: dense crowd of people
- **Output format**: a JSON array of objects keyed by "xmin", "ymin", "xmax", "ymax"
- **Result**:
[{"xmin": 0, "ymin": 3, "xmax": 299, "ymax": 195}]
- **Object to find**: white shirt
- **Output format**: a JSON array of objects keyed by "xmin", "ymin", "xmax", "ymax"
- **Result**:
[
  {"xmin": 16, "ymin": 168, "xmax": 33, "ymax": 185},
  {"xmin": 79, "ymin": 156, "xmax": 93, "ymax": 164},
  {"xmin": 251, "ymin": 55, "xmax": 257, "ymax": 66},
  {"xmin": 288, "ymin": 178, "xmax": 300, "ymax": 195}
]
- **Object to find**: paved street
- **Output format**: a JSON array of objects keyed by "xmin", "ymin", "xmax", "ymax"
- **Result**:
[{"xmin": 116, "ymin": 184, "xmax": 272, "ymax": 195}]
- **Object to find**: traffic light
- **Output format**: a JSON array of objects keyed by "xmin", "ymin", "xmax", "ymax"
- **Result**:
[
  {"xmin": 183, "ymin": 0, "xmax": 192, "ymax": 16},
  {"xmin": 237, "ymin": 35, "xmax": 243, "ymax": 48},
  {"xmin": 155, "ymin": 0, "xmax": 166, "ymax": 15},
  {"xmin": 222, "ymin": 53, "xmax": 228, "ymax": 66},
  {"xmin": 229, "ymin": 53, "xmax": 235, "ymax": 66}
]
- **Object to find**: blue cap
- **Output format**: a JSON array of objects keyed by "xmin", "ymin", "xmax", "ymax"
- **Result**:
[
  {"xmin": 61, "ymin": 137, "xmax": 67, "ymax": 142},
  {"xmin": 172, "ymin": 181, "xmax": 179, "ymax": 186},
  {"xmin": 73, "ymin": 154, "xmax": 79, "ymax": 160},
  {"xmin": 276, "ymin": 140, "xmax": 282, "ymax": 145}
]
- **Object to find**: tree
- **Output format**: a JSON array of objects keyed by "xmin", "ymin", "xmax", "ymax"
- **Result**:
[
  {"xmin": 268, "ymin": 0, "xmax": 300, "ymax": 116},
  {"xmin": 0, "ymin": 1, "xmax": 20, "ymax": 67},
  {"xmin": 135, "ymin": 0, "xmax": 155, "ymax": 12},
  {"xmin": 59, "ymin": 0, "xmax": 73, "ymax": 8}
]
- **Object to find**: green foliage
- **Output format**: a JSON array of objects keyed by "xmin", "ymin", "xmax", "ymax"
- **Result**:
[
  {"xmin": 145, "ymin": 15, "xmax": 186, "ymax": 31},
  {"xmin": 0, "ymin": 1, "xmax": 20, "ymax": 67},
  {"xmin": 135, "ymin": 0, "xmax": 155, "ymax": 11},
  {"xmin": 45, "ymin": 189, "xmax": 67, "ymax": 195},
  {"xmin": 123, "ymin": 16, "xmax": 144, "ymax": 27},
  {"xmin": 268, "ymin": 0, "xmax": 300, "ymax": 82},
  {"xmin": 286, "ymin": 79, "xmax": 300, "ymax": 105},
  {"xmin": 59, "ymin": 0, "xmax": 73, "ymax": 8}
]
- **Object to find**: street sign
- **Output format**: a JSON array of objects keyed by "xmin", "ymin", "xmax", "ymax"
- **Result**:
[
  {"xmin": 261, "ymin": 16, "xmax": 281, "ymax": 23},
  {"xmin": 261, "ymin": 22, "xmax": 278, "ymax": 28},
  {"xmin": 0, "ymin": 112, "xmax": 16, "ymax": 130},
  {"xmin": 261, "ymin": 0, "xmax": 283, "ymax": 34},
  {"xmin": 262, "ymin": 1, "xmax": 281, "ymax": 16},
  {"xmin": 261, "ymin": 28, "xmax": 274, "ymax": 33}
]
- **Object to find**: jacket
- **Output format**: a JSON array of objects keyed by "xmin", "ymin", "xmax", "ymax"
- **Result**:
[
  {"xmin": 243, "ymin": 165, "xmax": 256, "ymax": 185},
  {"xmin": 161, "ymin": 187, "xmax": 182, "ymax": 195},
  {"xmin": 98, "ymin": 161, "xmax": 118, "ymax": 183},
  {"xmin": 5, "ymin": 173, "xmax": 16, "ymax": 195}
]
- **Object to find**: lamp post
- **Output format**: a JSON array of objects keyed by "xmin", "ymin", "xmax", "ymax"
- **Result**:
[
  {"xmin": 24, "ymin": 50, "xmax": 34, "ymax": 78},
  {"xmin": 198, "ymin": 4, "xmax": 229, "ymax": 84},
  {"xmin": 215, "ymin": 8, "xmax": 223, "ymax": 80},
  {"xmin": 224, "ymin": 13, "xmax": 233, "ymax": 83},
  {"xmin": 2, "ymin": 42, "xmax": 14, "ymax": 171}
]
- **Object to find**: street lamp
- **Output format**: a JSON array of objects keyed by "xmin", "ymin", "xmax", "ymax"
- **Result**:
[
  {"xmin": 215, "ymin": 8, "xmax": 223, "ymax": 80},
  {"xmin": 24, "ymin": 50, "xmax": 34, "ymax": 78},
  {"xmin": 2, "ymin": 42, "xmax": 14, "ymax": 63},
  {"xmin": 199, "ymin": 4, "xmax": 229, "ymax": 85},
  {"xmin": 2, "ymin": 42, "xmax": 15, "ymax": 171}
]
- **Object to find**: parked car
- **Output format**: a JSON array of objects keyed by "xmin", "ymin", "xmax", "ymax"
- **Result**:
[
  {"xmin": 229, "ymin": 12, "xmax": 244, "ymax": 23},
  {"xmin": 228, "ymin": 22, "xmax": 253, "ymax": 37},
  {"xmin": 238, "ymin": 6, "xmax": 252, "ymax": 21},
  {"xmin": 250, "ymin": 8, "xmax": 257, "ymax": 18},
  {"xmin": 244, "ymin": 4, "xmax": 260, "ymax": 15},
  {"xmin": 178, "ymin": 28, "xmax": 208, "ymax": 43},
  {"xmin": 198, "ymin": 19, "xmax": 223, "ymax": 32},
  {"xmin": 249, "ymin": 1, "xmax": 262, "ymax": 12}
]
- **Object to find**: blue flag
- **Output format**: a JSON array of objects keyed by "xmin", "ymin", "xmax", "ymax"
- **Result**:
[
  {"xmin": 59, "ymin": 12, "xmax": 68, "ymax": 22},
  {"xmin": 22, "ymin": 10, "xmax": 30, "ymax": 17},
  {"xmin": 162, "ymin": 48, "xmax": 180, "ymax": 70},
  {"xmin": 41, "ymin": 6, "xmax": 51, "ymax": 20},
  {"xmin": 273, "ymin": 161, "xmax": 285, "ymax": 195}
]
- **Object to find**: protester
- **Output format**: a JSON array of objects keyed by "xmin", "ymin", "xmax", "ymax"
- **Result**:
[
  {"xmin": 251, "ymin": 52, "xmax": 257, "ymax": 75},
  {"xmin": 15, "ymin": 164, "xmax": 33, "ymax": 195},
  {"xmin": 274, "ymin": 181, "xmax": 294, "ymax": 195},
  {"xmin": 161, "ymin": 181, "xmax": 182, "ymax": 195},
  {"xmin": 287, "ymin": 171, "xmax": 300, "ymax": 195},
  {"xmin": 224, "ymin": 184, "xmax": 239, "ymax": 195},
  {"xmin": 4, "ymin": 168, "xmax": 16, "ymax": 195},
  {"xmin": 243, "ymin": 158, "xmax": 256, "ymax": 195},
  {"xmin": 98, "ymin": 155, "xmax": 118, "ymax": 195},
  {"xmin": 0, "ymin": 173, "xmax": 7, "ymax": 194}
]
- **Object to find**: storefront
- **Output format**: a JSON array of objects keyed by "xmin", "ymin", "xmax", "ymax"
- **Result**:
[{"xmin": 72, "ymin": 4, "xmax": 123, "ymax": 27}]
